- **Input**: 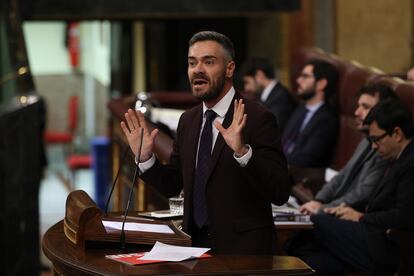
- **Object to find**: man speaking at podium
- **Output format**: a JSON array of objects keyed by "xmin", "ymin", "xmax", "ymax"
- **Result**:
[{"xmin": 120, "ymin": 31, "xmax": 290, "ymax": 255}]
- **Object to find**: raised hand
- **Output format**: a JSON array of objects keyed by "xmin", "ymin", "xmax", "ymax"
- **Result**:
[
  {"xmin": 214, "ymin": 99, "xmax": 248, "ymax": 157},
  {"xmin": 120, "ymin": 109, "xmax": 158, "ymax": 162}
]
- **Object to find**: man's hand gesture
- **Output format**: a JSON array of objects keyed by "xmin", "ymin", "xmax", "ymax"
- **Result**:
[
  {"xmin": 215, "ymin": 99, "xmax": 248, "ymax": 157},
  {"xmin": 120, "ymin": 109, "xmax": 158, "ymax": 162}
]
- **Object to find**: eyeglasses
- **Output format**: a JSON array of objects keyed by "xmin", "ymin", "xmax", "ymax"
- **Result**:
[{"xmin": 368, "ymin": 132, "xmax": 389, "ymax": 145}]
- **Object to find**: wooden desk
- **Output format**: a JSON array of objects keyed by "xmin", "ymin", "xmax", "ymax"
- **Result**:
[
  {"xmin": 43, "ymin": 221, "xmax": 315, "ymax": 275},
  {"xmin": 275, "ymin": 221, "xmax": 314, "ymax": 255}
]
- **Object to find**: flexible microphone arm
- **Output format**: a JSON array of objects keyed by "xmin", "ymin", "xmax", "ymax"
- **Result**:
[
  {"xmin": 104, "ymin": 145, "xmax": 130, "ymax": 216},
  {"xmin": 120, "ymin": 127, "xmax": 144, "ymax": 250}
]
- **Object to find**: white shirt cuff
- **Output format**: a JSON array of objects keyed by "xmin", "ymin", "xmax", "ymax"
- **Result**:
[
  {"xmin": 233, "ymin": 144, "xmax": 252, "ymax": 167},
  {"xmin": 135, "ymin": 154, "xmax": 156, "ymax": 173}
]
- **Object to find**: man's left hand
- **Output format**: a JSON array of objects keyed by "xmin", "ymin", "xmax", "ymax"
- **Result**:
[
  {"xmin": 215, "ymin": 99, "xmax": 248, "ymax": 157},
  {"xmin": 324, "ymin": 203, "xmax": 363, "ymax": 222}
]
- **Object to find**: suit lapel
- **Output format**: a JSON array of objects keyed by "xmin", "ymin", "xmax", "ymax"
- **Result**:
[
  {"xmin": 345, "ymin": 143, "xmax": 374, "ymax": 182},
  {"xmin": 186, "ymin": 106, "xmax": 203, "ymax": 193},
  {"xmin": 298, "ymin": 104, "xmax": 326, "ymax": 138},
  {"xmin": 367, "ymin": 164, "xmax": 394, "ymax": 210},
  {"xmin": 283, "ymin": 105, "xmax": 306, "ymax": 140},
  {"xmin": 207, "ymin": 94, "xmax": 237, "ymax": 180},
  {"xmin": 263, "ymin": 84, "xmax": 278, "ymax": 106}
]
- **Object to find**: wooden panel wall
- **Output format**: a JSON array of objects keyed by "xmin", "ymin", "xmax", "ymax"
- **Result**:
[{"xmin": 335, "ymin": 0, "xmax": 412, "ymax": 73}]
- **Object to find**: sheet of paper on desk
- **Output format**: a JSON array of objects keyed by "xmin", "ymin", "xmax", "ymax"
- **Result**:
[
  {"xmin": 275, "ymin": 221, "xmax": 313, "ymax": 226},
  {"xmin": 102, "ymin": 220, "xmax": 174, "ymax": 234},
  {"xmin": 139, "ymin": 241, "xmax": 210, "ymax": 262}
]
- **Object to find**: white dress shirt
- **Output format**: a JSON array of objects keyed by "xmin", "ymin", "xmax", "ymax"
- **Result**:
[
  {"xmin": 260, "ymin": 80, "xmax": 277, "ymax": 102},
  {"xmin": 300, "ymin": 101, "xmax": 324, "ymax": 132}
]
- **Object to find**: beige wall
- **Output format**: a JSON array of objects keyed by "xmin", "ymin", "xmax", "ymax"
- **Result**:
[{"xmin": 336, "ymin": 0, "xmax": 412, "ymax": 72}]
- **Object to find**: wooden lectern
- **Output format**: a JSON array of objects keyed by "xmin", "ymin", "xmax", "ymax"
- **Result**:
[
  {"xmin": 63, "ymin": 190, "xmax": 191, "ymax": 250},
  {"xmin": 42, "ymin": 190, "xmax": 315, "ymax": 275}
]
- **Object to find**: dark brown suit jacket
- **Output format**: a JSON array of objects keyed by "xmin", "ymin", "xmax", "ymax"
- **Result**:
[{"xmin": 141, "ymin": 92, "xmax": 290, "ymax": 254}]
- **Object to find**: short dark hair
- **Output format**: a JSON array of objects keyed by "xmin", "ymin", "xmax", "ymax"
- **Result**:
[
  {"xmin": 242, "ymin": 57, "xmax": 275, "ymax": 79},
  {"xmin": 189, "ymin": 31, "xmax": 235, "ymax": 61},
  {"xmin": 358, "ymin": 83, "xmax": 398, "ymax": 102},
  {"xmin": 364, "ymin": 99, "xmax": 414, "ymax": 139},
  {"xmin": 306, "ymin": 59, "xmax": 338, "ymax": 100}
]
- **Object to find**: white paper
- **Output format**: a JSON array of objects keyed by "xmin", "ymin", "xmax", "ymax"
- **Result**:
[
  {"xmin": 139, "ymin": 241, "xmax": 210, "ymax": 262},
  {"xmin": 275, "ymin": 221, "xmax": 313, "ymax": 226},
  {"xmin": 102, "ymin": 220, "xmax": 174, "ymax": 234}
]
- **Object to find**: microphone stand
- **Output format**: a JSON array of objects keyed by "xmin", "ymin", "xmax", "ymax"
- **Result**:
[
  {"xmin": 104, "ymin": 145, "xmax": 130, "ymax": 216},
  {"xmin": 120, "ymin": 128, "xmax": 144, "ymax": 250}
]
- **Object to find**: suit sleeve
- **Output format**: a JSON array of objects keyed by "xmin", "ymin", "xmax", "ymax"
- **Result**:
[
  {"xmin": 361, "ymin": 166, "xmax": 414, "ymax": 230},
  {"xmin": 315, "ymin": 170, "xmax": 345, "ymax": 203},
  {"xmin": 265, "ymin": 89, "xmax": 295, "ymax": 132},
  {"xmin": 139, "ymin": 116, "xmax": 184, "ymax": 198},
  {"xmin": 326, "ymin": 156, "xmax": 386, "ymax": 210},
  {"xmin": 270, "ymin": 104, "xmax": 292, "ymax": 132},
  {"xmin": 288, "ymin": 112, "xmax": 338, "ymax": 167},
  {"xmin": 242, "ymin": 111, "xmax": 291, "ymax": 206}
]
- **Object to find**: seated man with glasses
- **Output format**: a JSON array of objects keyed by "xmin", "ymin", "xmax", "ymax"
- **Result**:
[
  {"xmin": 300, "ymin": 84, "xmax": 396, "ymax": 215},
  {"xmin": 289, "ymin": 99, "xmax": 414, "ymax": 275}
]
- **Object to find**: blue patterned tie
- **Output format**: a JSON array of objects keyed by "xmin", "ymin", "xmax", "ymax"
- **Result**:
[{"xmin": 193, "ymin": 110, "xmax": 216, "ymax": 228}]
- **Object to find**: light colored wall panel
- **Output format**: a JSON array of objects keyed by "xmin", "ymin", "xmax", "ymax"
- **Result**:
[{"xmin": 336, "ymin": 0, "xmax": 412, "ymax": 72}]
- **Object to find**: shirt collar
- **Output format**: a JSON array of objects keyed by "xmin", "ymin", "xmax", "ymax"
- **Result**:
[
  {"xmin": 202, "ymin": 87, "xmax": 235, "ymax": 118},
  {"xmin": 260, "ymin": 80, "xmax": 277, "ymax": 102},
  {"xmin": 306, "ymin": 100, "xmax": 324, "ymax": 113}
]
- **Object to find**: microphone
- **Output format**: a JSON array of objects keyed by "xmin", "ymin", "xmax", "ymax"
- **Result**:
[
  {"xmin": 104, "ymin": 145, "xmax": 129, "ymax": 216},
  {"xmin": 105, "ymin": 96, "xmax": 148, "ymax": 216},
  {"xmin": 120, "ymin": 127, "xmax": 144, "ymax": 250}
]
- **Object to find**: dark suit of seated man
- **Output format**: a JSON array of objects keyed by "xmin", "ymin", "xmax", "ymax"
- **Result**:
[
  {"xmin": 288, "ymin": 99, "xmax": 414, "ymax": 275},
  {"xmin": 242, "ymin": 57, "xmax": 296, "ymax": 132},
  {"xmin": 300, "ymin": 84, "xmax": 397, "ymax": 214},
  {"xmin": 282, "ymin": 59, "xmax": 339, "ymax": 168}
]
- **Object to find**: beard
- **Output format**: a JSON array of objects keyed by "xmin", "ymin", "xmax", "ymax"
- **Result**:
[
  {"xmin": 298, "ymin": 88, "xmax": 316, "ymax": 101},
  {"xmin": 254, "ymin": 82, "xmax": 263, "ymax": 95},
  {"xmin": 191, "ymin": 71, "xmax": 226, "ymax": 102}
]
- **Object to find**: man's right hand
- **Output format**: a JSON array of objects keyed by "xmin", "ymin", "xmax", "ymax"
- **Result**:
[
  {"xmin": 299, "ymin": 200, "xmax": 322, "ymax": 215},
  {"xmin": 120, "ymin": 109, "xmax": 158, "ymax": 162}
]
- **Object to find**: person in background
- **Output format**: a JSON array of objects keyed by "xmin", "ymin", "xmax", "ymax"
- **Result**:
[
  {"xmin": 300, "ymin": 84, "xmax": 397, "ymax": 214},
  {"xmin": 120, "ymin": 31, "xmax": 290, "ymax": 254},
  {"xmin": 282, "ymin": 59, "xmax": 339, "ymax": 168},
  {"xmin": 406, "ymin": 66, "xmax": 414, "ymax": 81},
  {"xmin": 242, "ymin": 57, "xmax": 296, "ymax": 131},
  {"xmin": 290, "ymin": 99, "xmax": 414, "ymax": 275}
]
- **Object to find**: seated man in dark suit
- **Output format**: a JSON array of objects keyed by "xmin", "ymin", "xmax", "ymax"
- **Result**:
[
  {"xmin": 242, "ymin": 57, "xmax": 296, "ymax": 131},
  {"xmin": 282, "ymin": 59, "xmax": 339, "ymax": 167},
  {"xmin": 300, "ymin": 84, "xmax": 397, "ymax": 214},
  {"xmin": 288, "ymin": 99, "xmax": 414, "ymax": 275}
]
